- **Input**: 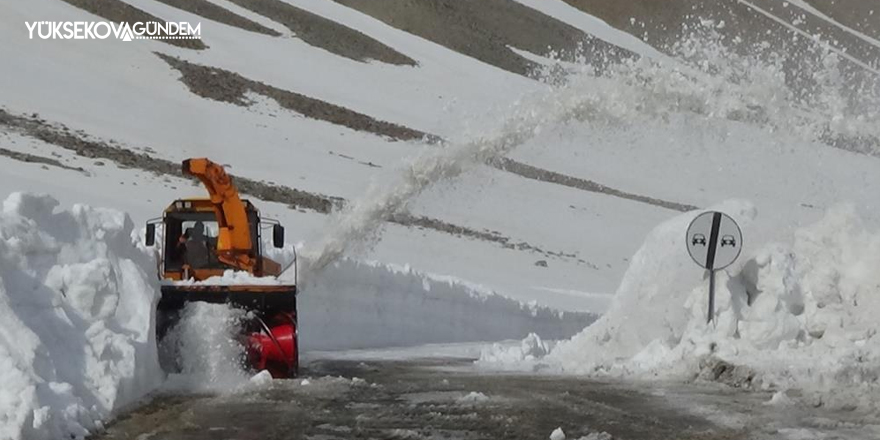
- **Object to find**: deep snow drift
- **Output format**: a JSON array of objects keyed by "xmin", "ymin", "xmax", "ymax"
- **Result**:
[
  {"xmin": 0, "ymin": 193, "xmax": 161, "ymax": 440},
  {"xmin": 483, "ymin": 200, "xmax": 880, "ymax": 410}
]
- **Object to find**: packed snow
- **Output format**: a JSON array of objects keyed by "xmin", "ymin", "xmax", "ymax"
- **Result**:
[
  {"xmin": 457, "ymin": 391, "xmax": 490, "ymax": 403},
  {"xmin": 550, "ymin": 427, "xmax": 566, "ymax": 440},
  {"xmin": 0, "ymin": 193, "xmax": 161, "ymax": 440},
  {"xmin": 299, "ymin": 259, "xmax": 594, "ymax": 351},
  {"xmin": 168, "ymin": 269, "xmax": 286, "ymax": 286},
  {"xmin": 479, "ymin": 333, "xmax": 552, "ymax": 370},
  {"xmin": 482, "ymin": 201, "xmax": 880, "ymax": 411}
]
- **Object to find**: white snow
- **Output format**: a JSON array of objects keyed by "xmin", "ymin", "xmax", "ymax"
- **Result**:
[
  {"xmin": 550, "ymin": 427, "xmax": 566, "ymax": 440},
  {"xmin": 299, "ymin": 259, "xmax": 593, "ymax": 351},
  {"xmin": 765, "ymin": 390, "xmax": 794, "ymax": 407},
  {"xmin": 478, "ymin": 333, "xmax": 552, "ymax": 370},
  {"xmin": 485, "ymin": 201, "xmax": 880, "ymax": 412},
  {"xmin": 169, "ymin": 270, "xmax": 285, "ymax": 286},
  {"xmin": 457, "ymin": 391, "xmax": 489, "ymax": 403},
  {"xmin": 512, "ymin": 0, "xmax": 666, "ymax": 60},
  {"xmin": 0, "ymin": 193, "xmax": 161, "ymax": 440},
  {"xmin": 3, "ymin": 0, "xmax": 880, "ymax": 436},
  {"xmin": 249, "ymin": 370, "xmax": 273, "ymax": 387},
  {"xmin": 307, "ymin": 341, "xmax": 487, "ymax": 362},
  {"xmin": 159, "ymin": 302, "xmax": 251, "ymax": 393}
]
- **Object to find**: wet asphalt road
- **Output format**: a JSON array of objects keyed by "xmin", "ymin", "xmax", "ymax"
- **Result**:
[{"xmin": 92, "ymin": 357, "xmax": 761, "ymax": 440}]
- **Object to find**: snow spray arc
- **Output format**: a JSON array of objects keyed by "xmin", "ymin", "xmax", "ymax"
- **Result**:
[{"xmin": 686, "ymin": 211, "xmax": 742, "ymax": 324}]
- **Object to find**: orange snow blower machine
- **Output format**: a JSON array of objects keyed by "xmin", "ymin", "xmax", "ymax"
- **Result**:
[{"xmin": 145, "ymin": 158, "xmax": 298, "ymax": 378}]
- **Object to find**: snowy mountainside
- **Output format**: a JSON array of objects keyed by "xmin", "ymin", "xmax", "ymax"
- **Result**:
[
  {"xmin": 1, "ymin": 0, "xmax": 879, "ymax": 438},
  {"xmin": 3, "ymin": 0, "xmax": 878, "ymax": 314}
]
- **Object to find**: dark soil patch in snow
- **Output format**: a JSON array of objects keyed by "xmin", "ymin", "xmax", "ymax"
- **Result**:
[
  {"xmin": 698, "ymin": 357, "xmax": 758, "ymax": 389},
  {"xmin": 491, "ymin": 157, "xmax": 698, "ymax": 213},
  {"xmin": 153, "ymin": 0, "xmax": 280, "ymax": 36},
  {"xmin": 156, "ymin": 53, "xmax": 434, "ymax": 142},
  {"xmin": 332, "ymin": 0, "xmax": 631, "ymax": 77},
  {"xmin": 804, "ymin": 0, "xmax": 880, "ymax": 41},
  {"xmin": 0, "ymin": 110, "xmax": 584, "ymax": 262},
  {"xmin": 329, "ymin": 150, "xmax": 382, "ymax": 168},
  {"xmin": 737, "ymin": 0, "xmax": 880, "ymax": 72},
  {"xmin": 225, "ymin": 0, "xmax": 416, "ymax": 65},
  {"xmin": 0, "ymin": 110, "xmax": 336, "ymax": 213},
  {"xmin": 0, "ymin": 147, "xmax": 87, "ymax": 174},
  {"xmin": 391, "ymin": 212, "xmax": 594, "ymax": 266},
  {"xmin": 562, "ymin": 0, "xmax": 879, "ymax": 86},
  {"xmin": 57, "ymin": 0, "xmax": 206, "ymax": 49}
]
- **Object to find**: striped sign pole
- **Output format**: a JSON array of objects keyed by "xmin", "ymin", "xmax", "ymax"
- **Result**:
[{"xmin": 686, "ymin": 211, "xmax": 743, "ymax": 325}]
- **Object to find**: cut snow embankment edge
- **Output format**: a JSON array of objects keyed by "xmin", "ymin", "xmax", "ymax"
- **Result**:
[{"xmin": 300, "ymin": 259, "xmax": 598, "ymax": 352}]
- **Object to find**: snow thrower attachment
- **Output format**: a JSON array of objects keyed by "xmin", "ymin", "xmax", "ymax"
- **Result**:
[{"xmin": 145, "ymin": 158, "xmax": 298, "ymax": 378}]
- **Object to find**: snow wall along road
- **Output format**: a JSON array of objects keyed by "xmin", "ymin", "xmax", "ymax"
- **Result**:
[
  {"xmin": 300, "ymin": 260, "xmax": 595, "ymax": 351},
  {"xmin": 0, "ymin": 192, "xmax": 593, "ymax": 440},
  {"xmin": 0, "ymin": 193, "xmax": 161, "ymax": 440}
]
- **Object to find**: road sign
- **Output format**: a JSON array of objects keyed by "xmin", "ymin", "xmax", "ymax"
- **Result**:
[
  {"xmin": 685, "ymin": 211, "xmax": 743, "ymax": 324},
  {"xmin": 686, "ymin": 211, "xmax": 742, "ymax": 271}
]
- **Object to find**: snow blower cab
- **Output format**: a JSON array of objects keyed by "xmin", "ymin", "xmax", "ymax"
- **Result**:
[{"xmin": 145, "ymin": 158, "xmax": 298, "ymax": 378}]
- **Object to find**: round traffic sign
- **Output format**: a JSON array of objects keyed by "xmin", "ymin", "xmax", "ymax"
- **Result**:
[{"xmin": 686, "ymin": 211, "xmax": 742, "ymax": 270}]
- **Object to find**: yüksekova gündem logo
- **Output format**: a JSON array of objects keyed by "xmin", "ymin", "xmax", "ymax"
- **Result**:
[{"xmin": 25, "ymin": 21, "xmax": 201, "ymax": 41}]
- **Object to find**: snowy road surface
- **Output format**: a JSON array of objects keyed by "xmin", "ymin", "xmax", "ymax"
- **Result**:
[{"xmin": 92, "ymin": 353, "xmax": 870, "ymax": 440}]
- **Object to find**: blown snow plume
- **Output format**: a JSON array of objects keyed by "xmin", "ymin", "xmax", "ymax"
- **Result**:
[
  {"xmin": 0, "ymin": 193, "xmax": 161, "ymax": 440},
  {"xmin": 304, "ymin": 18, "xmax": 879, "ymax": 276},
  {"xmin": 301, "ymin": 75, "xmax": 623, "ymax": 276},
  {"xmin": 536, "ymin": 18, "xmax": 880, "ymax": 154},
  {"xmin": 159, "ymin": 302, "xmax": 251, "ymax": 393}
]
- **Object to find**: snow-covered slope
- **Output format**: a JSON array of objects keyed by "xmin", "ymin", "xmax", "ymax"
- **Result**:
[
  {"xmin": 4, "ymin": 0, "xmax": 877, "ymax": 315},
  {"xmin": 1, "ymin": 0, "xmax": 879, "ymax": 436}
]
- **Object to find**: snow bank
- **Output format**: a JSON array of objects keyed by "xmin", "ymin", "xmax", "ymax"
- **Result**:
[
  {"xmin": 299, "ymin": 259, "xmax": 596, "ymax": 351},
  {"xmin": 489, "ymin": 200, "xmax": 880, "ymax": 410},
  {"xmin": 0, "ymin": 193, "xmax": 161, "ymax": 440},
  {"xmin": 546, "ymin": 200, "xmax": 757, "ymax": 373},
  {"xmin": 478, "ymin": 333, "xmax": 552, "ymax": 370}
]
